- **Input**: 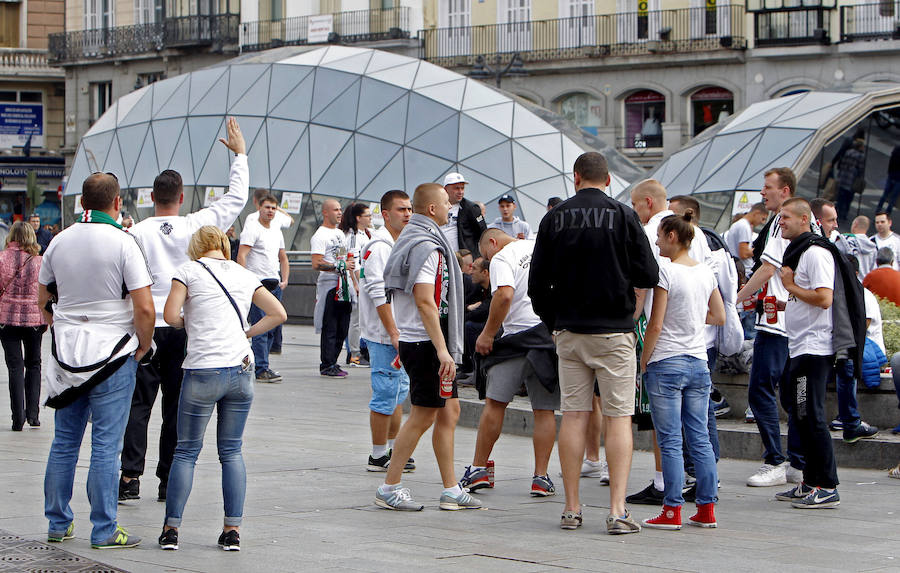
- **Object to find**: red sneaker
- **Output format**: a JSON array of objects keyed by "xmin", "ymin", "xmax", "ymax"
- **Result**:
[
  {"xmin": 642, "ymin": 505, "xmax": 682, "ymax": 530},
  {"xmin": 689, "ymin": 503, "xmax": 717, "ymax": 528}
]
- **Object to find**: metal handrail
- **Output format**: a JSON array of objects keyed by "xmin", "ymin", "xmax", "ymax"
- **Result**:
[
  {"xmin": 419, "ymin": 4, "xmax": 746, "ymax": 66},
  {"xmin": 241, "ymin": 6, "xmax": 411, "ymax": 52},
  {"xmin": 840, "ymin": 1, "xmax": 900, "ymax": 42}
]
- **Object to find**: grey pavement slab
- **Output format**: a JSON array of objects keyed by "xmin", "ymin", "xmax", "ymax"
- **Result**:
[{"xmin": 0, "ymin": 325, "xmax": 898, "ymax": 573}]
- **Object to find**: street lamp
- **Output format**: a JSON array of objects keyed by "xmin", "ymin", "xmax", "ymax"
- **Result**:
[{"xmin": 469, "ymin": 52, "xmax": 528, "ymax": 89}]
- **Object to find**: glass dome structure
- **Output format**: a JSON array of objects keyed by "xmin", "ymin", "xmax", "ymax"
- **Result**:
[
  {"xmin": 65, "ymin": 45, "xmax": 642, "ymax": 246},
  {"xmin": 617, "ymin": 86, "xmax": 900, "ymax": 231}
]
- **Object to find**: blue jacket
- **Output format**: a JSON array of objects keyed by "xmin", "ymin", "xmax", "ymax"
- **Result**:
[{"xmin": 861, "ymin": 337, "xmax": 887, "ymax": 389}]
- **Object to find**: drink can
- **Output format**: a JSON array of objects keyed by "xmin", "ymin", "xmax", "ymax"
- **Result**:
[
  {"xmin": 764, "ymin": 295, "xmax": 777, "ymax": 324},
  {"xmin": 391, "ymin": 354, "xmax": 401, "ymax": 370},
  {"xmin": 486, "ymin": 459, "xmax": 495, "ymax": 487},
  {"xmin": 439, "ymin": 376, "xmax": 453, "ymax": 398},
  {"xmin": 742, "ymin": 296, "xmax": 756, "ymax": 312}
]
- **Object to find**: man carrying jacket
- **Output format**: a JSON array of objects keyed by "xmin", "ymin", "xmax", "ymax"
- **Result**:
[
  {"xmin": 442, "ymin": 172, "xmax": 487, "ymax": 258},
  {"xmin": 530, "ymin": 152, "xmax": 658, "ymax": 535}
]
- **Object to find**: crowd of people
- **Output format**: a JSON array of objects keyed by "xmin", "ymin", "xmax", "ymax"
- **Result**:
[{"xmin": 4, "ymin": 116, "xmax": 900, "ymax": 553}]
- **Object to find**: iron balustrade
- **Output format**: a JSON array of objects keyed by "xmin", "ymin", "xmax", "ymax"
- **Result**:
[
  {"xmin": 48, "ymin": 14, "xmax": 240, "ymax": 64},
  {"xmin": 753, "ymin": 7, "xmax": 832, "ymax": 46},
  {"xmin": 241, "ymin": 6, "xmax": 411, "ymax": 52},
  {"xmin": 419, "ymin": 5, "xmax": 746, "ymax": 67},
  {"xmin": 840, "ymin": 1, "xmax": 900, "ymax": 42}
]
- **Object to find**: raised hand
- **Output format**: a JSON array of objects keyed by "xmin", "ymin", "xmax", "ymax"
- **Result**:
[{"xmin": 218, "ymin": 117, "xmax": 246, "ymax": 155}]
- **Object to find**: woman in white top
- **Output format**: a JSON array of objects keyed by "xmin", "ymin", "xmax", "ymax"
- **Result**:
[
  {"xmin": 639, "ymin": 210, "xmax": 726, "ymax": 531},
  {"xmin": 339, "ymin": 202, "xmax": 373, "ymax": 366},
  {"xmin": 159, "ymin": 226, "xmax": 286, "ymax": 552}
]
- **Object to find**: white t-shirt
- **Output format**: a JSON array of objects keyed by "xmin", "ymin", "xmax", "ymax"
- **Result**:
[
  {"xmin": 726, "ymin": 217, "xmax": 754, "ymax": 277},
  {"xmin": 756, "ymin": 213, "xmax": 790, "ymax": 336},
  {"xmin": 310, "ymin": 226, "xmax": 347, "ymax": 288},
  {"xmin": 246, "ymin": 209, "xmax": 292, "ymax": 229},
  {"xmin": 441, "ymin": 203, "xmax": 461, "ymax": 253},
  {"xmin": 642, "ymin": 210, "xmax": 712, "ymax": 319},
  {"xmin": 239, "ymin": 222, "xmax": 285, "ymax": 280},
  {"xmin": 785, "ymin": 245, "xmax": 834, "ymax": 358},
  {"xmin": 39, "ymin": 223, "xmax": 153, "ymax": 307},
  {"xmin": 346, "ymin": 229, "xmax": 371, "ymax": 261},
  {"xmin": 489, "ymin": 217, "xmax": 531, "ymax": 240},
  {"xmin": 489, "ymin": 239, "xmax": 541, "ymax": 336},
  {"xmin": 873, "ymin": 233, "xmax": 900, "ymax": 271},
  {"xmin": 359, "ymin": 226, "xmax": 395, "ymax": 346},
  {"xmin": 172, "ymin": 257, "xmax": 262, "ymax": 369},
  {"xmin": 864, "ymin": 287, "xmax": 885, "ymax": 354},
  {"xmin": 394, "ymin": 249, "xmax": 449, "ymax": 343},
  {"xmin": 648, "ymin": 260, "xmax": 718, "ymax": 365}
]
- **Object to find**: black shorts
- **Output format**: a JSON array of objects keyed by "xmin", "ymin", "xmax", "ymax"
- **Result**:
[{"xmin": 398, "ymin": 340, "xmax": 458, "ymax": 408}]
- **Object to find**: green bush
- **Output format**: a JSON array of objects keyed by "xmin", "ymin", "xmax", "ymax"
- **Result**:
[{"xmin": 878, "ymin": 296, "xmax": 900, "ymax": 359}]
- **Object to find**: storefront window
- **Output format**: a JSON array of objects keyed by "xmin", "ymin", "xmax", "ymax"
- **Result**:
[
  {"xmin": 625, "ymin": 89, "xmax": 665, "ymax": 148},
  {"xmin": 691, "ymin": 86, "xmax": 733, "ymax": 136},
  {"xmin": 556, "ymin": 92, "xmax": 603, "ymax": 136}
]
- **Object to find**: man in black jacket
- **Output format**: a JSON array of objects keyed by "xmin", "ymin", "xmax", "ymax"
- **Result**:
[
  {"xmin": 443, "ymin": 172, "xmax": 487, "ymax": 257},
  {"xmin": 529, "ymin": 152, "xmax": 658, "ymax": 535}
]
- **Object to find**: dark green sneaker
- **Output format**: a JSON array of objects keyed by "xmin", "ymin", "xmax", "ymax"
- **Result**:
[
  {"xmin": 47, "ymin": 522, "xmax": 74, "ymax": 543},
  {"xmin": 91, "ymin": 525, "xmax": 141, "ymax": 549}
]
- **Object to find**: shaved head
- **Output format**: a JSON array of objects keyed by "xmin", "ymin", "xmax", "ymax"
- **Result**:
[
  {"xmin": 782, "ymin": 197, "xmax": 811, "ymax": 219},
  {"xmin": 321, "ymin": 198, "xmax": 340, "ymax": 213},
  {"xmin": 412, "ymin": 183, "xmax": 447, "ymax": 214},
  {"xmin": 478, "ymin": 227, "xmax": 514, "ymax": 260},
  {"xmin": 630, "ymin": 178, "xmax": 668, "ymax": 224},
  {"xmin": 631, "ymin": 179, "xmax": 667, "ymax": 203},
  {"xmin": 851, "ymin": 215, "xmax": 870, "ymax": 235}
]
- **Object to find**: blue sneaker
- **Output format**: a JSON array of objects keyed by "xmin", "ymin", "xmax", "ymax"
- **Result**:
[
  {"xmin": 530, "ymin": 474, "xmax": 556, "ymax": 497},
  {"xmin": 439, "ymin": 489, "xmax": 483, "ymax": 510},
  {"xmin": 891, "ymin": 422, "xmax": 900, "ymax": 435},
  {"xmin": 791, "ymin": 487, "xmax": 840, "ymax": 509},
  {"xmin": 459, "ymin": 465, "xmax": 491, "ymax": 492},
  {"xmin": 374, "ymin": 485, "xmax": 423, "ymax": 511}
]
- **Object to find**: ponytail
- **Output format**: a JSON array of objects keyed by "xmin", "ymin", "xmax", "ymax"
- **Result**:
[{"xmin": 659, "ymin": 209, "xmax": 695, "ymax": 249}]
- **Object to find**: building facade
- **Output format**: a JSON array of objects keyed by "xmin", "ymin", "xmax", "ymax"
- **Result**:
[
  {"xmin": 0, "ymin": 0, "xmax": 66, "ymax": 224},
  {"xmin": 420, "ymin": 0, "xmax": 900, "ymax": 168},
  {"xmin": 50, "ymin": 0, "xmax": 423, "ymax": 159}
]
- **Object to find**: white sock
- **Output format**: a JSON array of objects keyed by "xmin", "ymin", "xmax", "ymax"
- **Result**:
[
  {"xmin": 653, "ymin": 471, "xmax": 665, "ymax": 491},
  {"xmin": 444, "ymin": 484, "xmax": 463, "ymax": 496},
  {"xmin": 372, "ymin": 444, "xmax": 388, "ymax": 458},
  {"xmin": 380, "ymin": 483, "xmax": 400, "ymax": 493},
  {"xmin": 584, "ymin": 459, "xmax": 601, "ymax": 467},
  {"xmin": 387, "ymin": 439, "xmax": 395, "ymax": 450}
]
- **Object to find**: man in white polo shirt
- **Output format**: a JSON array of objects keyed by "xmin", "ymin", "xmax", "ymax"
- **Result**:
[
  {"xmin": 40, "ymin": 172, "xmax": 155, "ymax": 549},
  {"xmin": 442, "ymin": 172, "xmax": 487, "ymax": 257},
  {"xmin": 238, "ymin": 193, "xmax": 288, "ymax": 383}
]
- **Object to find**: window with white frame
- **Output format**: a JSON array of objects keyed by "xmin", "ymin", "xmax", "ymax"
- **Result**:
[
  {"xmin": 134, "ymin": 0, "xmax": 164, "ymax": 24},
  {"xmin": 90, "ymin": 82, "xmax": 112, "ymax": 124},
  {"xmin": 438, "ymin": 0, "xmax": 471, "ymax": 57},
  {"xmin": 84, "ymin": 0, "xmax": 114, "ymax": 30},
  {"xmin": 497, "ymin": 0, "xmax": 532, "ymax": 53},
  {"xmin": 558, "ymin": 0, "xmax": 594, "ymax": 49},
  {"xmin": 616, "ymin": 0, "xmax": 660, "ymax": 43}
]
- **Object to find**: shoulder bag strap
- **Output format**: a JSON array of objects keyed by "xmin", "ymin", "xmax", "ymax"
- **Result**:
[{"xmin": 195, "ymin": 260, "xmax": 245, "ymax": 330}]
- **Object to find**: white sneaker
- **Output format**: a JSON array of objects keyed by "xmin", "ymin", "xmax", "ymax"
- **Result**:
[
  {"xmin": 579, "ymin": 459, "xmax": 607, "ymax": 479},
  {"xmin": 785, "ymin": 464, "xmax": 803, "ymax": 484},
  {"xmin": 746, "ymin": 463, "xmax": 787, "ymax": 487}
]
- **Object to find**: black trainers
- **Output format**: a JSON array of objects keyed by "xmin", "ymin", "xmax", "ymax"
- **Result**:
[
  {"xmin": 367, "ymin": 453, "xmax": 390, "ymax": 472},
  {"xmin": 118, "ymin": 476, "xmax": 139, "ymax": 502},
  {"xmin": 625, "ymin": 482, "xmax": 664, "ymax": 505},
  {"xmin": 320, "ymin": 365, "xmax": 349, "ymax": 378},
  {"xmin": 843, "ymin": 421, "xmax": 878, "ymax": 443},
  {"xmin": 270, "ymin": 347, "xmax": 282, "ymax": 355},
  {"xmin": 158, "ymin": 482, "xmax": 167, "ymax": 502},
  {"xmin": 158, "ymin": 528, "xmax": 178, "ymax": 550},
  {"xmin": 256, "ymin": 370, "xmax": 283, "ymax": 383},
  {"xmin": 218, "ymin": 529, "xmax": 240, "ymax": 551}
]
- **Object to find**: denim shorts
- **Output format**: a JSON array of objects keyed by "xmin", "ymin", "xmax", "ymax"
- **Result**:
[{"xmin": 365, "ymin": 339, "xmax": 410, "ymax": 415}]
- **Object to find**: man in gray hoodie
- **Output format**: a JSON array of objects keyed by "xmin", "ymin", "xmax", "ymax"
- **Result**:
[{"xmin": 374, "ymin": 183, "xmax": 481, "ymax": 512}]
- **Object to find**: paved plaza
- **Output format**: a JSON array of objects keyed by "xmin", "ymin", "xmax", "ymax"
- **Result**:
[{"xmin": 0, "ymin": 325, "xmax": 898, "ymax": 573}]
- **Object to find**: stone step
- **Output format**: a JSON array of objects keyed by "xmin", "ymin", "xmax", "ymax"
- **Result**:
[
  {"xmin": 712, "ymin": 371, "xmax": 899, "ymax": 430},
  {"xmin": 456, "ymin": 386, "xmax": 900, "ymax": 470}
]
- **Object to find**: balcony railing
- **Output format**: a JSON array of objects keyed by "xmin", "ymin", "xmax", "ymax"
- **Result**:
[
  {"xmin": 420, "ymin": 5, "xmax": 746, "ymax": 66},
  {"xmin": 841, "ymin": 1, "xmax": 900, "ymax": 42},
  {"xmin": 0, "ymin": 48, "xmax": 63, "ymax": 75},
  {"xmin": 48, "ymin": 14, "xmax": 239, "ymax": 64},
  {"xmin": 753, "ymin": 7, "xmax": 832, "ymax": 46},
  {"xmin": 241, "ymin": 7, "xmax": 411, "ymax": 52}
]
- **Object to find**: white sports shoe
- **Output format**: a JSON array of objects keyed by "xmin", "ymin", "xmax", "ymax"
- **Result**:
[
  {"xmin": 785, "ymin": 464, "xmax": 803, "ymax": 484},
  {"xmin": 579, "ymin": 459, "xmax": 608, "ymax": 480},
  {"xmin": 746, "ymin": 463, "xmax": 787, "ymax": 487}
]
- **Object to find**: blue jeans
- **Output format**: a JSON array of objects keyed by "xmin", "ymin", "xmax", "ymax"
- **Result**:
[
  {"xmin": 364, "ymin": 339, "xmax": 410, "ymax": 415},
  {"xmin": 835, "ymin": 359, "xmax": 860, "ymax": 429},
  {"xmin": 739, "ymin": 310, "xmax": 757, "ymax": 340},
  {"xmin": 646, "ymin": 355, "xmax": 718, "ymax": 507},
  {"xmin": 748, "ymin": 332, "xmax": 804, "ymax": 468},
  {"xmin": 165, "ymin": 366, "xmax": 253, "ymax": 528},
  {"xmin": 44, "ymin": 357, "xmax": 138, "ymax": 544},
  {"xmin": 250, "ymin": 284, "xmax": 281, "ymax": 376},
  {"xmin": 877, "ymin": 176, "xmax": 900, "ymax": 216}
]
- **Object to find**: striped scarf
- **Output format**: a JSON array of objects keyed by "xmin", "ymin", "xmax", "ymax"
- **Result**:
[{"xmin": 80, "ymin": 209, "xmax": 123, "ymax": 230}]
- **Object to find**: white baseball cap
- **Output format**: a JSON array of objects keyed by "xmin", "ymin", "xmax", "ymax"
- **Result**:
[{"xmin": 443, "ymin": 172, "xmax": 468, "ymax": 186}]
